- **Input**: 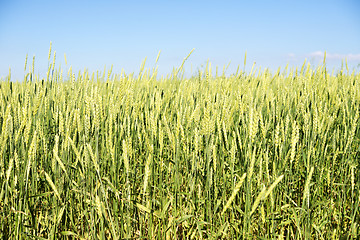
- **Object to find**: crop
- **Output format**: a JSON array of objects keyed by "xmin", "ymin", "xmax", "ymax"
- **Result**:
[{"xmin": 0, "ymin": 48, "xmax": 359, "ymax": 239}]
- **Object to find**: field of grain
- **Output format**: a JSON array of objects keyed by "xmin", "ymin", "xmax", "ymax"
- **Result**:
[{"xmin": 0, "ymin": 49, "xmax": 359, "ymax": 239}]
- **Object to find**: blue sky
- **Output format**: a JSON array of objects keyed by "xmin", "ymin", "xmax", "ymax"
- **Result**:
[{"xmin": 1, "ymin": 0, "xmax": 360, "ymax": 80}]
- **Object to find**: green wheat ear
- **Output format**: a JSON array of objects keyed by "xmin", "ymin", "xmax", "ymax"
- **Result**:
[
  {"xmin": 302, "ymin": 166, "xmax": 314, "ymax": 209},
  {"xmin": 244, "ymin": 51, "xmax": 247, "ymax": 71},
  {"xmin": 48, "ymin": 41, "xmax": 52, "ymax": 62},
  {"xmin": 24, "ymin": 53, "xmax": 28, "ymax": 72},
  {"xmin": 44, "ymin": 171, "xmax": 61, "ymax": 202},
  {"xmin": 155, "ymin": 50, "xmax": 161, "ymax": 64},
  {"xmin": 222, "ymin": 173, "xmax": 247, "ymax": 215}
]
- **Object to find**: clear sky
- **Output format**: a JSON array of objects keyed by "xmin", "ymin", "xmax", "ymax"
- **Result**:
[{"xmin": 1, "ymin": 0, "xmax": 360, "ymax": 80}]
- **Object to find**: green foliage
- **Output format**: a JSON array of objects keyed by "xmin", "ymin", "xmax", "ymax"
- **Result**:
[{"xmin": 0, "ymin": 50, "xmax": 359, "ymax": 239}]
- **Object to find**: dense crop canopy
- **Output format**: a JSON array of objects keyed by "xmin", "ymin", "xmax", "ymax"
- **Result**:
[{"xmin": 0, "ymin": 51, "xmax": 359, "ymax": 239}]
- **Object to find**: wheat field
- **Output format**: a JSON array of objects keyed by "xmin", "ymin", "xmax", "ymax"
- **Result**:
[{"xmin": 0, "ymin": 48, "xmax": 359, "ymax": 239}]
